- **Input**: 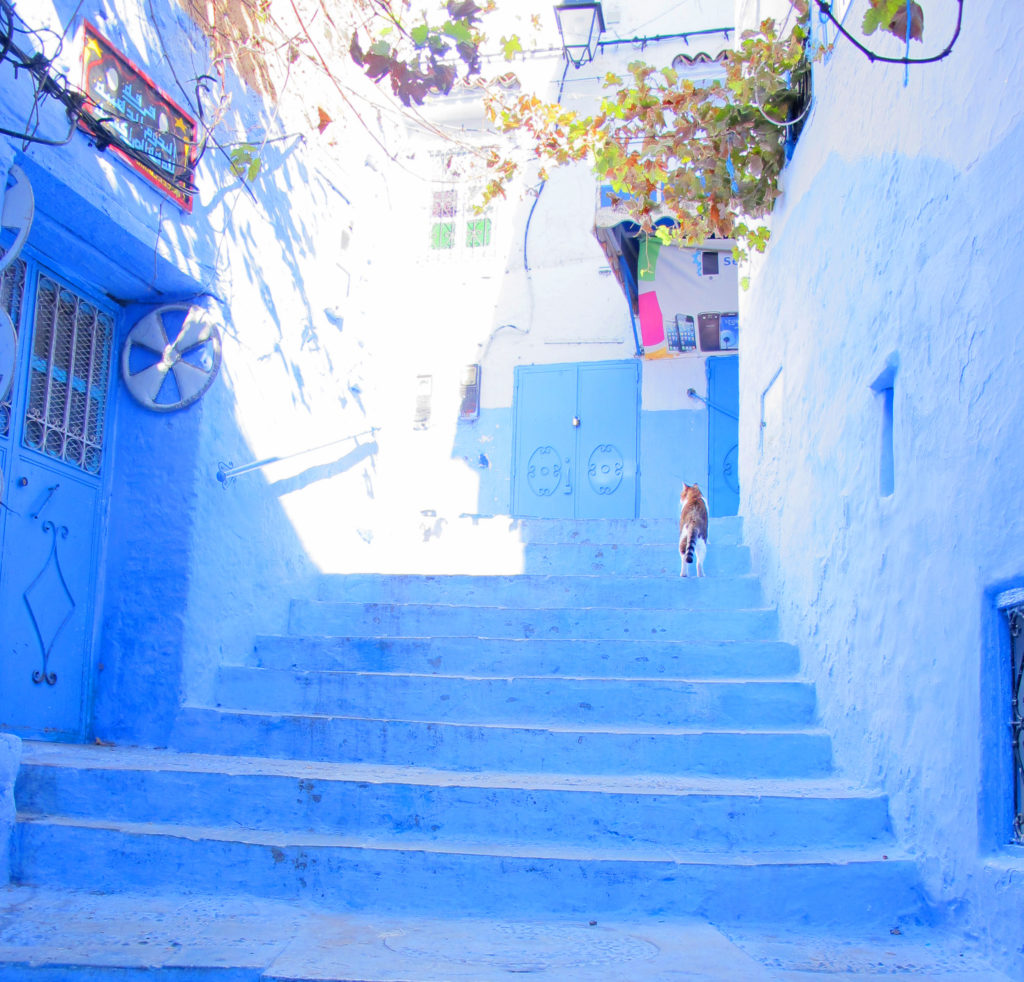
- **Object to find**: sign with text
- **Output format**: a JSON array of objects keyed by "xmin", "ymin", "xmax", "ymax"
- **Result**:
[{"xmin": 81, "ymin": 24, "xmax": 197, "ymax": 211}]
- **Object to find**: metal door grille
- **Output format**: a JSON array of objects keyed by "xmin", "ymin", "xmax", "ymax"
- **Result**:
[
  {"xmin": 0, "ymin": 255, "xmax": 27, "ymax": 438},
  {"xmin": 24, "ymin": 274, "xmax": 112, "ymax": 475},
  {"xmin": 1008, "ymin": 602, "xmax": 1024, "ymax": 843}
]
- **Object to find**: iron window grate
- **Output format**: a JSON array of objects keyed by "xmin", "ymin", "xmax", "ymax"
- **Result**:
[
  {"xmin": 0, "ymin": 254, "xmax": 27, "ymax": 439},
  {"xmin": 1002, "ymin": 593, "xmax": 1024, "ymax": 844},
  {"xmin": 24, "ymin": 274, "xmax": 113, "ymax": 475}
]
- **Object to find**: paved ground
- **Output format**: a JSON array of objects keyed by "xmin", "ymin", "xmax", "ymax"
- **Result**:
[{"xmin": 0, "ymin": 886, "xmax": 1018, "ymax": 981}]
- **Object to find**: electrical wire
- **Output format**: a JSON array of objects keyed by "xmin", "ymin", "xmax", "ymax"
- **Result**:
[
  {"xmin": 522, "ymin": 56, "xmax": 569, "ymax": 273},
  {"xmin": 0, "ymin": 0, "xmax": 198, "ymax": 198},
  {"xmin": 814, "ymin": 0, "xmax": 963, "ymax": 65}
]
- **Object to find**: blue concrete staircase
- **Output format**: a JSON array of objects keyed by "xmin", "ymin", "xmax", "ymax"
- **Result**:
[{"xmin": 11, "ymin": 516, "xmax": 933, "ymax": 930}]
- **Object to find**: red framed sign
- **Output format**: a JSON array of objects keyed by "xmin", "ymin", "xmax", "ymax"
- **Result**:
[{"xmin": 80, "ymin": 23, "xmax": 197, "ymax": 211}]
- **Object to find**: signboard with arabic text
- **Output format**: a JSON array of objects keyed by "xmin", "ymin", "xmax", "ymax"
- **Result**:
[{"xmin": 81, "ymin": 23, "xmax": 197, "ymax": 211}]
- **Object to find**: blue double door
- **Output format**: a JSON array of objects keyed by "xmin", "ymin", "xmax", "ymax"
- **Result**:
[{"xmin": 512, "ymin": 360, "xmax": 639, "ymax": 519}]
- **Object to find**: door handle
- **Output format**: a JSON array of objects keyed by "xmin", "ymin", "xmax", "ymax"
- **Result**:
[
  {"xmin": 572, "ymin": 416, "xmax": 581, "ymax": 427},
  {"xmin": 32, "ymin": 483, "xmax": 60, "ymax": 520}
]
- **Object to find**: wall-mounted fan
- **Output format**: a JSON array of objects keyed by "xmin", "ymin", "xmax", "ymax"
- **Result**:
[
  {"xmin": 121, "ymin": 305, "xmax": 223, "ymax": 412},
  {"xmin": 0, "ymin": 307, "xmax": 15, "ymax": 403},
  {"xmin": 0, "ymin": 165, "xmax": 34, "ymax": 276}
]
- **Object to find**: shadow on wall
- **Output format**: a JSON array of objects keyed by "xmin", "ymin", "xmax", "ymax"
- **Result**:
[{"xmin": 269, "ymin": 440, "xmax": 378, "ymax": 496}]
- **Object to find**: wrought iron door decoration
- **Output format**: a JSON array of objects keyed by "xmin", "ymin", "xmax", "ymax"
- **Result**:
[
  {"xmin": 24, "ymin": 520, "xmax": 75, "ymax": 686},
  {"xmin": 527, "ymin": 446, "xmax": 566, "ymax": 498},
  {"xmin": 121, "ymin": 305, "xmax": 222, "ymax": 412},
  {"xmin": 587, "ymin": 444, "xmax": 623, "ymax": 495}
]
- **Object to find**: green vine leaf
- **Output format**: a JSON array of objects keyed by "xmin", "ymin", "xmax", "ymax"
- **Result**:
[
  {"xmin": 230, "ymin": 144, "xmax": 261, "ymax": 183},
  {"xmin": 501, "ymin": 34, "xmax": 523, "ymax": 60}
]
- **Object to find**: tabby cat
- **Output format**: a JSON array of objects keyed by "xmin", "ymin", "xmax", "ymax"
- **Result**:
[{"xmin": 678, "ymin": 482, "xmax": 708, "ymax": 577}]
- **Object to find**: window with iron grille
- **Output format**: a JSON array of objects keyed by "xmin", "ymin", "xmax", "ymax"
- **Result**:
[
  {"xmin": 24, "ymin": 274, "xmax": 113, "ymax": 475},
  {"xmin": 466, "ymin": 218, "xmax": 491, "ymax": 249},
  {"xmin": 430, "ymin": 222, "xmax": 456, "ymax": 251},
  {"xmin": 430, "ymin": 189, "xmax": 458, "ymax": 250},
  {"xmin": 0, "ymin": 255, "xmax": 27, "ymax": 439},
  {"xmin": 1000, "ymin": 591, "xmax": 1024, "ymax": 843},
  {"xmin": 432, "ymin": 189, "xmax": 458, "ymax": 218},
  {"xmin": 427, "ymin": 151, "xmax": 494, "ymax": 258}
]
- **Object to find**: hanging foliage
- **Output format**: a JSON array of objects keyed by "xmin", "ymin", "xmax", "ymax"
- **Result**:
[
  {"xmin": 483, "ymin": 4, "xmax": 810, "ymax": 261},
  {"xmin": 862, "ymin": 0, "xmax": 924, "ymax": 42},
  {"xmin": 348, "ymin": 0, "xmax": 491, "ymax": 106}
]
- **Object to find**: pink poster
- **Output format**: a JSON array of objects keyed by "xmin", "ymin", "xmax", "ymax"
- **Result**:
[{"xmin": 637, "ymin": 291, "xmax": 664, "ymax": 348}]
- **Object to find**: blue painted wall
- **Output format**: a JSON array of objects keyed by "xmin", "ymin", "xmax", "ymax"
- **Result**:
[
  {"xmin": 91, "ymin": 368, "xmax": 201, "ymax": 747},
  {"xmin": 0, "ymin": 734, "xmax": 17, "ymax": 883},
  {"xmin": 453, "ymin": 409, "xmax": 513, "ymax": 517},
  {"xmin": 738, "ymin": 1, "xmax": 1024, "ymax": 972}
]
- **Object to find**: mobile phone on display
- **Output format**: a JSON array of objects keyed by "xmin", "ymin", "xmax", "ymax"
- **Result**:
[
  {"xmin": 669, "ymin": 314, "xmax": 697, "ymax": 353},
  {"xmin": 720, "ymin": 313, "xmax": 739, "ymax": 350},
  {"xmin": 698, "ymin": 312, "xmax": 721, "ymax": 351}
]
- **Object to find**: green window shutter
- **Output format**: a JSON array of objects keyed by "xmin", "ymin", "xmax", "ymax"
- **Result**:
[
  {"xmin": 431, "ymin": 223, "xmax": 455, "ymax": 250},
  {"xmin": 466, "ymin": 218, "xmax": 492, "ymax": 248}
]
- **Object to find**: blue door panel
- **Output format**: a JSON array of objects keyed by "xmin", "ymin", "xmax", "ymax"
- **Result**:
[
  {"xmin": 0, "ymin": 457, "xmax": 100, "ymax": 737},
  {"xmin": 576, "ymin": 361, "xmax": 639, "ymax": 519},
  {"xmin": 706, "ymin": 356, "xmax": 739, "ymax": 517},
  {"xmin": 512, "ymin": 364, "xmax": 576, "ymax": 518}
]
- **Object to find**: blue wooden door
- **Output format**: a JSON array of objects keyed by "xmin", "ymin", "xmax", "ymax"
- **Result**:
[
  {"xmin": 512, "ymin": 361, "xmax": 638, "ymax": 519},
  {"xmin": 512, "ymin": 363, "xmax": 576, "ymax": 519},
  {"xmin": 575, "ymin": 361, "xmax": 639, "ymax": 519},
  {"xmin": 706, "ymin": 355, "xmax": 739, "ymax": 517},
  {"xmin": 0, "ymin": 259, "xmax": 114, "ymax": 740}
]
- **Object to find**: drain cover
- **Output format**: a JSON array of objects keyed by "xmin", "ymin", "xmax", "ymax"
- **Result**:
[{"xmin": 383, "ymin": 921, "xmax": 659, "ymax": 970}]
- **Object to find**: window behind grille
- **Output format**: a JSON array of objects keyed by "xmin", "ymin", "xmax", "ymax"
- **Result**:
[
  {"xmin": 24, "ymin": 274, "xmax": 113, "ymax": 475},
  {"xmin": 1008, "ymin": 605, "xmax": 1024, "ymax": 843},
  {"xmin": 998, "ymin": 589, "xmax": 1024, "ymax": 845},
  {"xmin": 0, "ymin": 255, "xmax": 27, "ymax": 439},
  {"xmin": 427, "ymin": 151, "xmax": 495, "ymax": 259}
]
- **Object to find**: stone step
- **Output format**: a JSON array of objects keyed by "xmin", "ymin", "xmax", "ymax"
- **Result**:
[
  {"xmin": 316, "ymin": 572, "xmax": 763, "ymax": 609},
  {"xmin": 288, "ymin": 601, "xmax": 778, "ymax": 643},
  {"xmin": 12, "ymin": 815, "xmax": 925, "ymax": 928},
  {"xmin": 214, "ymin": 668, "xmax": 818, "ymax": 728},
  {"xmin": 8, "ymin": 888, "xmax": 1009, "ymax": 982},
  {"xmin": 514, "ymin": 515, "xmax": 743, "ymax": 546},
  {"xmin": 522, "ymin": 542, "xmax": 751, "ymax": 576},
  {"xmin": 169, "ymin": 707, "xmax": 833, "ymax": 778},
  {"xmin": 251, "ymin": 635, "xmax": 802, "ymax": 678},
  {"xmin": 15, "ymin": 744, "xmax": 892, "ymax": 854}
]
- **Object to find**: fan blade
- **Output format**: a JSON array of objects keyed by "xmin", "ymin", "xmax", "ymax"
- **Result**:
[
  {"xmin": 131, "ymin": 310, "xmax": 172, "ymax": 354},
  {"xmin": 173, "ymin": 310, "xmax": 213, "ymax": 353},
  {"xmin": 170, "ymin": 359, "xmax": 212, "ymax": 405},
  {"xmin": 127, "ymin": 362, "xmax": 170, "ymax": 405}
]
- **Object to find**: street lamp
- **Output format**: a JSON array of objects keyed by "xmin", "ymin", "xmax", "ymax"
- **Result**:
[{"xmin": 553, "ymin": 1, "xmax": 605, "ymax": 68}]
